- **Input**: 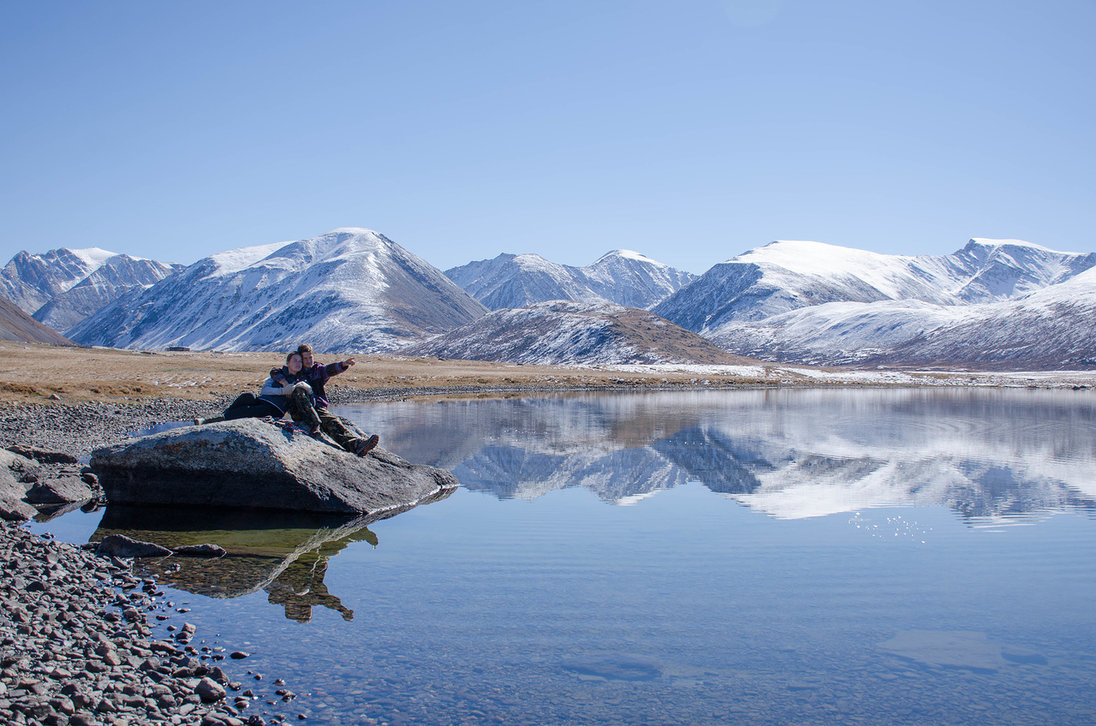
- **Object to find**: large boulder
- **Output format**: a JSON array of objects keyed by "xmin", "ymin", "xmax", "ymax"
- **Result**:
[
  {"xmin": 89, "ymin": 418, "xmax": 458, "ymax": 514},
  {"xmin": 1, "ymin": 447, "xmax": 99, "ymax": 521},
  {"xmin": 0, "ymin": 450, "xmax": 37, "ymax": 521}
]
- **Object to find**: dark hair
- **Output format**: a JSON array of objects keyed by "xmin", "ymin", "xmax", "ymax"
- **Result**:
[
  {"xmin": 286, "ymin": 351, "xmax": 302, "ymax": 364},
  {"xmin": 297, "ymin": 343, "xmax": 313, "ymax": 355}
]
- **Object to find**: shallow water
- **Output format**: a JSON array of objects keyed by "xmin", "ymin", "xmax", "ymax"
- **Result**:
[{"xmin": 34, "ymin": 388, "xmax": 1096, "ymax": 724}]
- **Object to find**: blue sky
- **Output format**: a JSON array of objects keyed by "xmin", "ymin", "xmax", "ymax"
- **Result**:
[{"xmin": 2, "ymin": 0, "xmax": 1093, "ymax": 274}]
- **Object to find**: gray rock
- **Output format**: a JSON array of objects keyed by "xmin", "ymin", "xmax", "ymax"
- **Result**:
[
  {"xmin": 0, "ymin": 493, "xmax": 36, "ymax": 522},
  {"xmin": 172, "ymin": 544, "xmax": 227, "ymax": 558},
  {"xmin": 196, "ymin": 676, "xmax": 226, "ymax": 702},
  {"xmin": 95, "ymin": 535, "xmax": 173, "ymax": 559},
  {"xmin": 0, "ymin": 447, "xmax": 99, "ymax": 519},
  {"xmin": 90, "ymin": 419, "xmax": 458, "ymax": 514},
  {"xmin": 0, "ymin": 451, "xmax": 37, "ymax": 522},
  {"xmin": 24, "ymin": 476, "xmax": 96, "ymax": 506},
  {"xmin": 3, "ymin": 446, "xmax": 78, "ymax": 465}
]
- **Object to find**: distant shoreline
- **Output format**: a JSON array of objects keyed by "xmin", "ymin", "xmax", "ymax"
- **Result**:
[{"xmin": 2, "ymin": 340, "xmax": 1093, "ymax": 411}]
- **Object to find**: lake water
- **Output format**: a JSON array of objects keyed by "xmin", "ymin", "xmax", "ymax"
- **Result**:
[{"xmin": 32, "ymin": 388, "xmax": 1096, "ymax": 724}]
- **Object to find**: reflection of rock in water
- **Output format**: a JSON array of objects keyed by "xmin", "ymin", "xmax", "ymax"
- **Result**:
[{"xmin": 89, "ymin": 501, "xmax": 457, "ymax": 622}]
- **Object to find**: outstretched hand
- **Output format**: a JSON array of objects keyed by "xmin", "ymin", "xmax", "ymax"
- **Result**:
[{"xmin": 342, "ymin": 358, "xmax": 356, "ymax": 368}]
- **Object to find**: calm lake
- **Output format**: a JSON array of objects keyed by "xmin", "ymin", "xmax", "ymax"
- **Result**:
[{"xmin": 33, "ymin": 388, "xmax": 1096, "ymax": 724}]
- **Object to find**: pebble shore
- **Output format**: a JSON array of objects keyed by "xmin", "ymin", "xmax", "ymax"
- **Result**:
[{"xmin": 0, "ymin": 521, "xmax": 298, "ymax": 726}]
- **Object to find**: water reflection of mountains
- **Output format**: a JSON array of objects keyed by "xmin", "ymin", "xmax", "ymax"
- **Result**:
[{"xmin": 343, "ymin": 390, "xmax": 1096, "ymax": 523}]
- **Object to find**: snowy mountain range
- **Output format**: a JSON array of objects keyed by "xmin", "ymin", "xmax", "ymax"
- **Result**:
[
  {"xmin": 1, "ymin": 247, "xmax": 115, "ymax": 313},
  {"xmin": 66, "ymin": 228, "xmax": 488, "ymax": 353},
  {"xmin": 653, "ymin": 238, "xmax": 1096, "ymax": 368},
  {"xmin": 3, "ymin": 229, "xmax": 1093, "ymax": 369},
  {"xmin": 445, "ymin": 249, "xmax": 695, "ymax": 310},
  {"xmin": 403, "ymin": 300, "xmax": 748, "ymax": 365},
  {"xmin": 0, "ymin": 247, "xmax": 181, "ymax": 334}
]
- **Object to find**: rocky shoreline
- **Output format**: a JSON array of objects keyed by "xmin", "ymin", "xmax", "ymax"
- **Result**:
[{"xmin": 1, "ymin": 521, "xmax": 299, "ymax": 726}]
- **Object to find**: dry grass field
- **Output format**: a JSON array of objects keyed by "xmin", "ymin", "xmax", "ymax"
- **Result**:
[
  {"xmin": 4, "ymin": 340, "xmax": 1091, "ymax": 407},
  {"xmin": 0, "ymin": 340, "xmax": 774, "ymax": 405}
]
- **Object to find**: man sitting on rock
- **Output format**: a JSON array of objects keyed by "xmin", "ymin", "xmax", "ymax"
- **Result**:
[{"xmin": 266, "ymin": 349, "xmax": 379, "ymax": 456}]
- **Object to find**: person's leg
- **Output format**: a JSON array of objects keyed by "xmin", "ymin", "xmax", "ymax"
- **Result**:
[
  {"xmin": 222, "ymin": 392, "xmax": 256, "ymax": 418},
  {"xmin": 317, "ymin": 408, "xmax": 378, "ymax": 454},
  {"xmin": 288, "ymin": 387, "xmax": 322, "ymax": 433},
  {"xmin": 224, "ymin": 400, "xmax": 282, "ymax": 420}
]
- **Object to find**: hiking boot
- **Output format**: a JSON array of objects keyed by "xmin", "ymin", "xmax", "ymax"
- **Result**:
[{"xmin": 353, "ymin": 434, "xmax": 380, "ymax": 456}]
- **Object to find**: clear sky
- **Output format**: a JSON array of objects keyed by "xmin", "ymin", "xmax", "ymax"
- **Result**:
[{"xmin": 2, "ymin": 0, "xmax": 1093, "ymax": 274}]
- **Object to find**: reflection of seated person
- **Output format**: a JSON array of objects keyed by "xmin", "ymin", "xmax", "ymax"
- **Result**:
[
  {"xmin": 266, "ymin": 557, "xmax": 353, "ymax": 623},
  {"xmin": 263, "ymin": 527, "xmax": 377, "ymax": 622}
]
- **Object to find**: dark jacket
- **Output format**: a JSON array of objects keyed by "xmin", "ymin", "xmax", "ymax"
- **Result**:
[{"xmin": 268, "ymin": 361, "xmax": 347, "ymax": 409}]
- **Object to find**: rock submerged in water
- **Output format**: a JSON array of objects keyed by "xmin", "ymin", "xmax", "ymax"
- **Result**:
[
  {"xmin": 95, "ymin": 533, "xmax": 173, "ymax": 558},
  {"xmin": 90, "ymin": 418, "xmax": 458, "ymax": 514}
]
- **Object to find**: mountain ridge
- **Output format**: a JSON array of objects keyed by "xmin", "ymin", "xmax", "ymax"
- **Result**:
[
  {"xmin": 1, "ymin": 247, "xmax": 180, "ymax": 333},
  {"xmin": 654, "ymin": 237, "xmax": 1096, "ymax": 368},
  {"xmin": 403, "ymin": 299, "xmax": 752, "ymax": 366},
  {"xmin": 445, "ymin": 249, "xmax": 695, "ymax": 311},
  {"xmin": 66, "ymin": 228, "xmax": 488, "ymax": 353}
]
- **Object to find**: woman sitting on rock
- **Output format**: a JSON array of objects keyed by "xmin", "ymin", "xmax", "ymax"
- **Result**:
[{"xmin": 197, "ymin": 351, "xmax": 304, "ymax": 423}]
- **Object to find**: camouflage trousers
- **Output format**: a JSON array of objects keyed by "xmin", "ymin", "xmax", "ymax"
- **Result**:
[{"xmin": 287, "ymin": 387, "xmax": 361, "ymax": 451}]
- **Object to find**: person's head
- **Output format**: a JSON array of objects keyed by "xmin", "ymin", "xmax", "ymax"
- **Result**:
[
  {"xmin": 297, "ymin": 343, "xmax": 314, "ymax": 368},
  {"xmin": 286, "ymin": 351, "xmax": 303, "ymax": 375}
]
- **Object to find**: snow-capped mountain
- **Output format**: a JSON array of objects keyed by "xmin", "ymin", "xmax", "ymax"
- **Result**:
[
  {"xmin": 708, "ymin": 267, "xmax": 1096, "ymax": 368},
  {"xmin": 654, "ymin": 238, "xmax": 1096, "ymax": 368},
  {"xmin": 403, "ymin": 299, "xmax": 748, "ymax": 365},
  {"xmin": 1, "ymin": 247, "xmax": 179, "ymax": 333},
  {"xmin": 33, "ymin": 254, "xmax": 183, "ymax": 333},
  {"xmin": 2, "ymin": 247, "xmax": 117, "ymax": 313},
  {"xmin": 67, "ymin": 228, "xmax": 488, "ymax": 353},
  {"xmin": 445, "ymin": 249, "xmax": 695, "ymax": 310},
  {"xmin": 877, "ymin": 265, "xmax": 1096, "ymax": 368},
  {"xmin": 0, "ymin": 295, "xmax": 74, "ymax": 346}
]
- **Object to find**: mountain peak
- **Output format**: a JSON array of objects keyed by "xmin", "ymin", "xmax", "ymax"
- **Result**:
[
  {"xmin": 69, "ymin": 229, "xmax": 486, "ymax": 353},
  {"xmin": 326, "ymin": 227, "xmax": 381, "ymax": 237},
  {"xmin": 66, "ymin": 247, "xmax": 118, "ymax": 267},
  {"xmin": 963, "ymin": 237, "xmax": 1073, "ymax": 254},
  {"xmin": 593, "ymin": 249, "xmax": 664, "ymax": 266},
  {"xmin": 734, "ymin": 240, "xmax": 907, "ymax": 277}
]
